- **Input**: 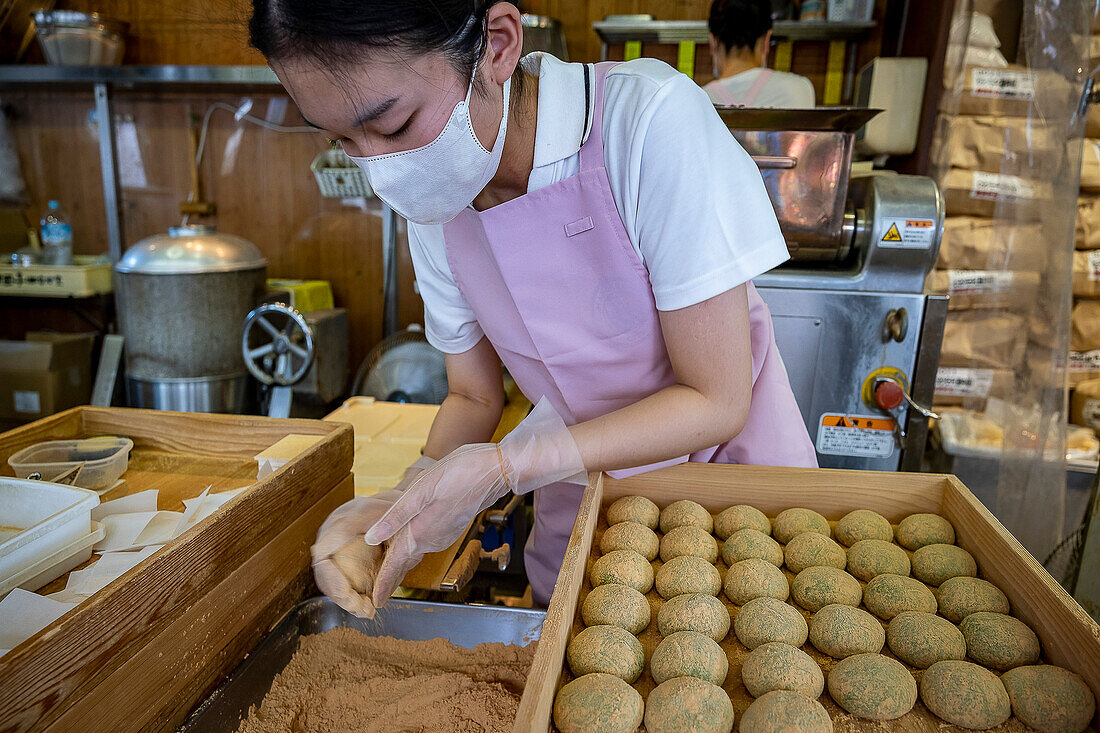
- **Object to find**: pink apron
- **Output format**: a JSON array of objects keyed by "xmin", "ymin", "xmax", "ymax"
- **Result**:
[
  {"xmin": 706, "ymin": 68, "xmax": 775, "ymax": 107},
  {"xmin": 443, "ymin": 62, "xmax": 816, "ymax": 603}
]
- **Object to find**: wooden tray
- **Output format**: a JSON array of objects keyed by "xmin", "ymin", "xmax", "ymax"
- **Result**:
[
  {"xmin": 0, "ymin": 407, "xmax": 354, "ymax": 733},
  {"xmin": 516, "ymin": 463, "xmax": 1100, "ymax": 732}
]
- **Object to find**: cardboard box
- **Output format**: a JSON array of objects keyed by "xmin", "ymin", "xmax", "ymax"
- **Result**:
[
  {"xmin": 942, "ymin": 168, "xmax": 1048, "ymax": 219},
  {"xmin": 0, "ymin": 332, "xmax": 93, "ymax": 422},
  {"xmin": 938, "ymin": 216, "xmax": 1045, "ymax": 271}
]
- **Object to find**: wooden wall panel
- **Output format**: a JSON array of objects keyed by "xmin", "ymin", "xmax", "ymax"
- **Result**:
[{"xmin": 57, "ymin": 0, "xmax": 261, "ymax": 65}]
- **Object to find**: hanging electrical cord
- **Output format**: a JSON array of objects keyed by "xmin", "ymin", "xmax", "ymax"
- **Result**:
[{"xmin": 182, "ymin": 101, "xmax": 317, "ymax": 225}]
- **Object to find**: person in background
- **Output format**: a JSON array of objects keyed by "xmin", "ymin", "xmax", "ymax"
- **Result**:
[{"xmin": 704, "ymin": 0, "xmax": 816, "ymax": 108}]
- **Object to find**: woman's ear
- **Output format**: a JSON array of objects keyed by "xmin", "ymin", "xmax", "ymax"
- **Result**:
[
  {"xmin": 757, "ymin": 29, "xmax": 773, "ymax": 66},
  {"xmin": 485, "ymin": 2, "xmax": 523, "ymax": 85}
]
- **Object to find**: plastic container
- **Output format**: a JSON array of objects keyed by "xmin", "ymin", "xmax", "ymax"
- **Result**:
[
  {"xmin": 827, "ymin": 0, "xmax": 874, "ymax": 23},
  {"xmin": 0, "ymin": 478, "xmax": 99, "ymax": 595},
  {"xmin": 7, "ymin": 437, "xmax": 134, "ymax": 491},
  {"xmin": 310, "ymin": 149, "xmax": 373, "ymax": 198},
  {"xmin": 0, "ymin": 521, "xmax": 104, "ymax": 597}
]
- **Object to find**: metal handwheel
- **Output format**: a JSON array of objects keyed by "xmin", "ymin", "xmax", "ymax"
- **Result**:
[{"xmin": 242, "ymin": 303, "xmax": 315, "ymax": 416}]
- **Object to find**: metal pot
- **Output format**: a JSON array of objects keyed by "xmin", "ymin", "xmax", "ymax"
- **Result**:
[{"xmin": 114, "ymin": 225, "xmax": 267, "ymax": 413}]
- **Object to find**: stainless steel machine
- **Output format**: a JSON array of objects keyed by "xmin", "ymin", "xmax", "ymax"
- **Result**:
[
  {"xmin": 724, "ymin": 108, "xmax": 947, "ymax": 471},
  {"xmin": 114, "ymin": 225, "xmax": 267, "ymax": 413}
]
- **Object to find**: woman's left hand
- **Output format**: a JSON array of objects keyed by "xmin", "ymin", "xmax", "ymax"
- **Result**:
[{"xmin": 364, "ymin": 397, "xmax": 587, "ymax": 605}]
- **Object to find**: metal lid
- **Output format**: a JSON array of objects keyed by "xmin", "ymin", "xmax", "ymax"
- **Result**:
[{"xmin": 115, "ymin": 225, "xmax": 267, "ymax": 274}]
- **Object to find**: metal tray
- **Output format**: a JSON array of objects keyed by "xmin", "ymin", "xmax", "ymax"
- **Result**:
[{"xmin": 178, "ymin": 597, "xmax": 546, "ymax": 732}]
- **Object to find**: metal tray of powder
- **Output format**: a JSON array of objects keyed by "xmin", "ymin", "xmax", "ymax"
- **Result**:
[{"xmin": 178, "ymin": 596, "xmax": 546, "ymax": 732}]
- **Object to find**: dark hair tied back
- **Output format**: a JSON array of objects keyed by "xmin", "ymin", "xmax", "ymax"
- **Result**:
[
  {"xmin": 708, "ymin": 0, "xmax": 773, "ymax": 53},
  {"xmin": 250, "ymin": 0, "xmax": 512, "ymax": 80}
]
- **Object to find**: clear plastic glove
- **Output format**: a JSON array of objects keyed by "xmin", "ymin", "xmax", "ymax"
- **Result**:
[
  {"xmin": 363, "ymin": 398, "xmax": 587, "ymax": 606},
  {"xmin": 310, "ymin": 456, "xmax": 434, "ymax": 618}
]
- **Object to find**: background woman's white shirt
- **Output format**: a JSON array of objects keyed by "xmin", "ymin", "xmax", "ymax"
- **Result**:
[
  {"xmin": 408, "ymin": 53, "xmax": 789, "ymax": 355},
  {"xmin": 703, "ymin": 68, "xmax": 816, "ymax": 109}
]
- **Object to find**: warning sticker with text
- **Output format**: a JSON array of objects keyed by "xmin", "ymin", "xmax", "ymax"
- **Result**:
[
  {"xmin": 816, "ymin": 414, "xmax": 897, "ymax": 458},
  {"xmin": 879, "ymin": 218, "xmax": 936, "ymax": 250}
]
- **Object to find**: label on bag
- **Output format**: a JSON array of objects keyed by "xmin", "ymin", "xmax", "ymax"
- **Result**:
[
  {"xmin": 971, "ymin": 68, "xmax": 1035, "ymax": 100},
  {"xmin": 12, "ymin": 390, "xmax": 41, "ymax": 414},
  {"xmin": 816, "ymin": 413, "xmax": 896, "ymax": 458},
  {"xmin": 935, "ymin": 368, "xmax": 995, "ymax": 398},
  {"xmin": 1070, "ymin": 349, "xmax": 1100, "ymax": 372},
  {"xmin": 946, "ymin": 270, "xmax": 1013, "ymax": 295},
  {"xmin": 970, "ymin": 172, "xmax": 1035, "ymax": 201},
  {"xmin": 878, "ymin": 218, "xmax": 937, "ymax": 249},
  {"xmin": 1088, "ymin": 250, "xmax": 1100, "ymax": 281}
]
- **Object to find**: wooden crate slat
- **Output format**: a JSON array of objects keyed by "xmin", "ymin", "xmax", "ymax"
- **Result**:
[
  {"xmin": 0, "ymin": 408, "xmax": 354, "ymax": 732},
  {"xmin": 942, "ymin": 476, "xmax": 1100, "ymax": 703},
  {"xmin": 77, "ymin": 407, "xmax": 340, "ymax": 455},
  {"xmin": 518, "ymin": 463, "xmax": 1100, "ymax": 732}
]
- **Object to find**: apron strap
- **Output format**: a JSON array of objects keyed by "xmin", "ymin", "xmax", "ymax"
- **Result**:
[
  {"xmin": 706, "ymin": 79, "xmax": 743, "ymax": 107},
  {"xmin": 579, "ymin": 61, "xmax": 618, "ymax": 172},
  {"xmin": 740, "ymin": 68, "xmax": 775, "ymax": 107}
]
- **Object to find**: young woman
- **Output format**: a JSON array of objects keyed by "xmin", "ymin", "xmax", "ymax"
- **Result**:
[
  {"xmin": 704, "ymin": 0, "xmax": 816, "ymax": 108},
  {"xmin": 250, "ymin": 0, "xmax": 816, "ymax": 612}
]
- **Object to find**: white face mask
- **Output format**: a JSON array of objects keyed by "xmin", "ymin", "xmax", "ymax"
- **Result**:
[{"xmin": 348, "ymin": 67, "xmax": 510, "ymax": 226}]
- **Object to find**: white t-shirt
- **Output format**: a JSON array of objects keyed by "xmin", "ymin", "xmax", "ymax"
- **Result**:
[
  {"xmin": 409, "ymin": 53, "xmax": 789, "ymax": 355},
  {"xmin": 703, "ymin": 68, "xmax": 816, "ymax": 109}
]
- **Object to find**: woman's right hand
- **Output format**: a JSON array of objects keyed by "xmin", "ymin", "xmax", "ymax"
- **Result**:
[{"xmin": 310, "ymin": 457, "xmax": 434, "ymax": 618}]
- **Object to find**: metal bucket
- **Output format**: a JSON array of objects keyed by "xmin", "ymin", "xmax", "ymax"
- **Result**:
[{"xmin": 114, "ymin": 226, "xmax": 267, "ymax": 413}]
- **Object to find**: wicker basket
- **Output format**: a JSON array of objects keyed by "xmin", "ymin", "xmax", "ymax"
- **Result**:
[{"xmin": 310, "ymin": 150, "xmax": 373, "ymax": 198}]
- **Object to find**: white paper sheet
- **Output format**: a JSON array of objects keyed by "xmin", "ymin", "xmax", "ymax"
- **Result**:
[
  {"xmin": 95, "ymin": 511, "xmax": 182, "ymax": 552},
  {"xmin": 181, "ymin": 488, "xmax": 245, "ymax": 526},
  {"xmin": 0, "ymin": 588, "xmax": 78, "ymax": 653},
  {"xmin": 91, "ymin": 489, "xmax": 158, "ymax": 521},
  {"xmin": 64, "ymin": 545, "xmax": 162, "ymax": 595}
]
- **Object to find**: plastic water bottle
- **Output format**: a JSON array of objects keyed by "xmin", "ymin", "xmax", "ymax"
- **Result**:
[{"xmin": 40, "ymin": 200, "xmax": 73, "ymax": 266}]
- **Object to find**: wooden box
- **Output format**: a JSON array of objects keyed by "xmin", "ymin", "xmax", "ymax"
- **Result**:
[
  {"xmin": 517, "ymin": 464, "xmax": 1100, "ymax": 731},
  {"xmin": 0, "ymin": 407, "xmax": 354, "ymax": 732}
]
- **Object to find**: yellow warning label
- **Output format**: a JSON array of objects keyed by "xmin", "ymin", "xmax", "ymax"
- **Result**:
[
  {"xmin": 820, "ymin": 414, "xmax": 896, "ymax": 431},
  {"xmin": 882, "ymin": 223, "xmax": 903, "ymax": 242}
]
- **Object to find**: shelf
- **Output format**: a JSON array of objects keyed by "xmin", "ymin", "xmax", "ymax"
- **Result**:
[
  {"xmin": 0, "ymin": 65, "xmax": 281, "ymax": 88},
  {"xmin": 591, "ymin": 19, "xmax": 875, "ymax": 46}
]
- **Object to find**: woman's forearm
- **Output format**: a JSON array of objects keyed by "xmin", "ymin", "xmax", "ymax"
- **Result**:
[
  {"xmin": 568, "ymin": 285, "xmax": 753, "ymax": 473},
  {"xmin": 423, "ymin": 391, "xmax": 504, "ymax": 460},
  {"xmin": 568, "ymin": 382, "xmax": 749, "ymax": 473}
]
